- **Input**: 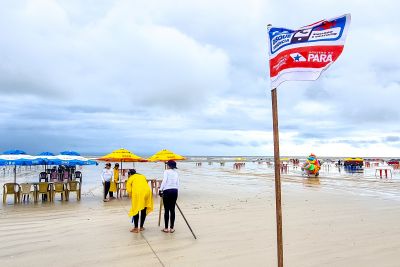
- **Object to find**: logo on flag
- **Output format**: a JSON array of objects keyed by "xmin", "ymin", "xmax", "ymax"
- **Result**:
[
  {"xmin": 290, "ymin": 53, "xmax": 306, "ymax": 62},
  {"xmin": 267, "ymin": 14, "xmax": 351, "ymax": 88}
]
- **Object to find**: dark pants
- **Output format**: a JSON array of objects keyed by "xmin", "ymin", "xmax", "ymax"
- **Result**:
[
  {"xmin": 104, "ymin": 181, "xmax": 110, "ymax": 199},
  {"xmin": 163, "ymin": 189, "xmax": 178, "ymax": 229},
  {"xmin": 132, "ymin": 208, "xmax": 147, "ymax": 228}
]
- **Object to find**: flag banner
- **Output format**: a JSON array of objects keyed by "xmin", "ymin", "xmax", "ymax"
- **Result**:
[{"xmin": 267, "ymin": 14, "xmax": 351, "ymax": 88}]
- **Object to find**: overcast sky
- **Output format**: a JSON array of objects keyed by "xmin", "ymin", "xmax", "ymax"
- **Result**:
[{"xmin": 0, "ymin": 0, "xmax": 399, "ymax": 157}]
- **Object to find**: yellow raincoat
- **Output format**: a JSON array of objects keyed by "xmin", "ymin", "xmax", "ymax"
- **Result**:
[
  {"xmin": 109, "ymin": 168, "xmax": 119, "ymax": 192},
  {"xmin": 126, "ymin": 173, "xmax": 153, "ymax": 217}
]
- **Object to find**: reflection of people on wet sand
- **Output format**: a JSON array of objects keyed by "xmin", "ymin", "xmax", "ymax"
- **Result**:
[
  {"xmin": 303, "ymin": 177, "xmax": 321, "ymax": 187},
  {"xmin": 233, "ymin": 162, "xmax": 245, "ymax": 170},
  {"xmin": 302, "ymin": 154, "xmax": 320, "ymax": 177}
]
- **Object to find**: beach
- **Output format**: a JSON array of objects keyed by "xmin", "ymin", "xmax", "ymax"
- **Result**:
[{"xmin": 1, "ymin": 162, "xmax": 400, "ymax": 266}]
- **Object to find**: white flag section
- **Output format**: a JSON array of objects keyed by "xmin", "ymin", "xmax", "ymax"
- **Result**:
[{"xmin": 267, "ymin": 14, "xmax": 351, "ymax": 88}]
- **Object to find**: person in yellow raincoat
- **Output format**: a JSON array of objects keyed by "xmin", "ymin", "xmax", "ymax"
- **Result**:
[
  {"xmin": 126, "ymin": 169, "xmax": 153, "ymax": 233},
  {"xmin": 109, "ymin": 163, "xmax": 119, "ymax": 199}
]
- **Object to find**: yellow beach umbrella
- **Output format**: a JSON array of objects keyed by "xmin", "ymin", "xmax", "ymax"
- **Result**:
[
  {"xmin": 97, "ymin": 148, "xmax": 147, "ymax": 176},
  {"xmin": 98, "ymin": 148, "xmax": 147, "ymax": 162},
  {"xmin": 147, "ymin": 149, "xmax": 186, "ymax": 162}
]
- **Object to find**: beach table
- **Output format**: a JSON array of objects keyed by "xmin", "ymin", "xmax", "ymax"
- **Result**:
[
  {"xmin": 374, "ymin": 166, "xmax": 393, "ymax": 178},
  {"xmin": 146, "ymin": 179, "xmax": 162, "ymax": 197},
  {"xmin": 116, "ymin": 180, "xmax": 127, "ymax": 198}
]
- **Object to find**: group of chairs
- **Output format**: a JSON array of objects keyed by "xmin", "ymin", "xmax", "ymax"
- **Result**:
[
  {"xmin": 39, "ymin": 171, "xmax": 82, "ymax": 183},
  {"xmin": 3, "ymin": 171, "xmax": 83, "ymax": 204}
]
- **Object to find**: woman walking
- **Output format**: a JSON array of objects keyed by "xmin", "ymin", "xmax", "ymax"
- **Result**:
[
  {"xmin": 126, "ymin": 169, "xmax": 153, "ymax": 233},
  {"xmin": 160, "ymin": 160, "xmax": 179, "ymax": 233}
]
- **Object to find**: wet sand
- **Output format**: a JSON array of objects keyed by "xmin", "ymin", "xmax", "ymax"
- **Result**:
[{"xmin": 1, "ymin": 162, "xmax": 400, "ymax": 266}]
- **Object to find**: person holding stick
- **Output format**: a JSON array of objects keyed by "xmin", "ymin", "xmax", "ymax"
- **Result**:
[
  {"xmin": 159, "ymin": 160, "xmax": 179, "ymax": 233},
  {"xmin": 126, "ymin": 169, "xmax": 153, "ymax": 233}
]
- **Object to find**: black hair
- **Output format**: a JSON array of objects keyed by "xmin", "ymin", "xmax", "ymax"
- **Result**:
[
  {"xmin": 167, "ymin": 160, "xmax": 177, "ymax": 169},
  {"xmin": 128, "ymin": 169, "xmax": 136, "ymax": 176}
]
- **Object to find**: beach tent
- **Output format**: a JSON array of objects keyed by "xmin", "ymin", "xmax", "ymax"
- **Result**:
[{"xmin": 343, "ymin": 158, "xmax": 364, "ymax": 167}]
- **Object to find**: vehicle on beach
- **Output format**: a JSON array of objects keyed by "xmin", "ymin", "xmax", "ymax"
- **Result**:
[{"xmin": 343, "ymin": 157, "xmax": 363, "ymax": 167}]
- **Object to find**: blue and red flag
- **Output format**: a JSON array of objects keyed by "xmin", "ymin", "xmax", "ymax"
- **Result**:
[{"xmin": 267, "ymin": 14, "xmax": 351, "ymax": 88}]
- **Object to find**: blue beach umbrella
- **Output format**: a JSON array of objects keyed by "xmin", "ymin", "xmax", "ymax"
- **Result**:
[
  {"xmin": 3, "ymin": 149, "xmax": 27, "ymax": 155},
  {"xmin": 33, "ymin": 152, "xmax": 61, "ymax": 167},
  {"xmin": 60, "ymin": 151, "xmax": 81, "ymax": 156},
  {"xmin": 0, "ymin": 150, "xmax": 36, "ymax": 183},
  {"xmin": 54, "ymin": 154, "xmax": 97, "ymax": 166},
  {"xmin": 39, "ymin": 152, "xmax": 55, "ymax": 156}
]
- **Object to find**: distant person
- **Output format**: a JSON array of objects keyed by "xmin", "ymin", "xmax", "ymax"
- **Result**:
[
  {"xmin": 101, "ymin": 163, "xmax": 114, "ymax": 202},
  {"xmin": 126, "ymin": 169, "xmax": 153, "ymax": 233},
  {"xmin": 109, "ymin": 163, "xmax": 119, "ymax": 199},
  {"xmin": 159, "ymin": 160, "xmax": 180, "ymax": 233}
]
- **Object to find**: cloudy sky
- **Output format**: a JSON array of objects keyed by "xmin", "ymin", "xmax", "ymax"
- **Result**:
[{"xmin": 0, "ymin": 0, "xmax": 399, "ymax": 157}]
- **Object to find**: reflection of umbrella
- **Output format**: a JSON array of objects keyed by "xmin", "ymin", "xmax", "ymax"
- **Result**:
[
  {"xmin": 0, "ymin": 150, "xmax": 35, "ymax": 183},
  {"xmin": 97, "ymin": 148, "xmax": 147, "ymax": 175},
  {"xmin": 147, "ymin": 149, "xmax": 186, "ymax": 162},
  {"xmin": 60, "ymin": 151, "xmax": 81, "ymax": 156}
]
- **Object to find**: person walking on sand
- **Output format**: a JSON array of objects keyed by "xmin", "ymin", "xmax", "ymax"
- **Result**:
[
  {"xmin": 101, "ymin": 163, "xmax": 113, "ymax": 202},
  {"xmin": 126, "ymin": 169, "xmax": 153, "ymax": 233},
  {"xmin": 160, "ymin": 160, "xmax": 180, "ymax": 233},
  {"xmin": 109, "ymin": 163, "xmax": 119, "ymax": 199}
]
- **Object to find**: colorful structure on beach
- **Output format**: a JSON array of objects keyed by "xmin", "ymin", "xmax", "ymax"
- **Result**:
[{"xmin": 302, "ymin": 153, "xmax": 320, "ymax": 176}]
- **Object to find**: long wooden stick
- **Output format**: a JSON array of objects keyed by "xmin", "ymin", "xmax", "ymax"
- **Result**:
[
  {"xmin": 158, "ymin": 198, "xmax": 163, "ymax": 226},
  {"xmin": 271, "ymin": 88, "xmax": 283, "ymax": 267},
  {"xmin": 176, "ymin": 203, "xmax": 197, "ymax": 239}
]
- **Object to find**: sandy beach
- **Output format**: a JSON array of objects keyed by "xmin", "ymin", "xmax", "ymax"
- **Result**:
[{"xmin": 1, "ymin": 162, "xmax": 400, "ymax": 267}]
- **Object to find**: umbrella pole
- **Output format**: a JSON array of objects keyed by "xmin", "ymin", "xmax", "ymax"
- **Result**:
[
  {"xmin": 176, "ymin": 203, "xmax": 197, "ymax": 239},
  {"xmin": 14, "ymin": 166, "xmax": 17, "ymax": 203},
  {"xmin": 158, "ymin": 198, "xmax": 163, "ymax": 226}
]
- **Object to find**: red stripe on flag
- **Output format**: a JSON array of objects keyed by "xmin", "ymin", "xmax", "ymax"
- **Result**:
[{"xmin": 269, "ymin": 45, "xmax": 344, "ymax": 78}]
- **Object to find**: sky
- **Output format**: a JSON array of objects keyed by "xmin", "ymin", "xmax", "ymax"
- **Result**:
[{"xmin": 0, "ymin": 0, "xmax": 399, "ymax": 157}]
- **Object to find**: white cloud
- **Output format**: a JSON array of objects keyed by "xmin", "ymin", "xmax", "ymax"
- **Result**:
[{"xmin": 0, "ymin": 0, "xmax": 399, "ymax": 157}]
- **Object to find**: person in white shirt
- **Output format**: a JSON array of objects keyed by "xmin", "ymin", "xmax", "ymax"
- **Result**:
[
  {"xmin": 101, "ymin": 163, "xmax": 114, "ymax": 202},
  {"xmin": 159, "ymin": 160, "xmax": 179, "ymax": 233}
]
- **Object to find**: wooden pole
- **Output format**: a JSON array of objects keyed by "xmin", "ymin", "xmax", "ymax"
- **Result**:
[
  {"xmin": 176, "ymin": 203, "xmax": 197, "ymax": 239},
  {"xmin": 158, "ymin": 198, "xmax": 163, "ymax": 226},
  {"xmin": 271, "ymin": 88, "xmax": 283, "ymax": 267}
]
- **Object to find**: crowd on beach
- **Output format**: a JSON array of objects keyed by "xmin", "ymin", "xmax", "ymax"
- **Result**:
[{"xmin": 101, "ymin": 160, "xmax": 180, "ymax": 234}]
